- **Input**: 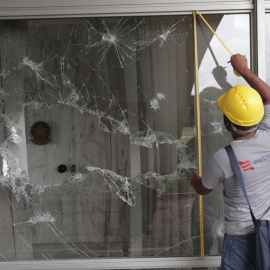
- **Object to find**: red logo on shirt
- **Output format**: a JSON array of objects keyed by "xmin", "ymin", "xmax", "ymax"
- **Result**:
[{"xmin": 239, "ymin": 160, "xmax": 254, "ymax": 171}]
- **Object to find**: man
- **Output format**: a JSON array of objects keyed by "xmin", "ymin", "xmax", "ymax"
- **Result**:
[{"xmin": 190, "ymin": 54, "xmax": 270, "ymax": 269}]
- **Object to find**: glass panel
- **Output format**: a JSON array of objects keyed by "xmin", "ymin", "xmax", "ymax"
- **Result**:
[
  {"xmin": 194, "ymin": 14, "xmax": 251, "ymax": 256},
  {"xmin": 0, "ymin": 14, "xmax": 250, "ymax": 262}
]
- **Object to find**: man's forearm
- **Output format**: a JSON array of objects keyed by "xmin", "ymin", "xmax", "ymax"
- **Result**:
[{"xmin": 241, "ymin": 68, "xmax": 270, "ymax": 105}]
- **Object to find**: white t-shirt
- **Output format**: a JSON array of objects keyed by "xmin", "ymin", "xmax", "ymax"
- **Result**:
[{"xmin": 202, "ymin": 105, "xmax": 270, "ymax": 235}]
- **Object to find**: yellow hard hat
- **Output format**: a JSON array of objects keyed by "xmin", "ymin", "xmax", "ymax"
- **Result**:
[{"xmin": 218, "ymin": 85, "xmax": 264, "ymax": 126}]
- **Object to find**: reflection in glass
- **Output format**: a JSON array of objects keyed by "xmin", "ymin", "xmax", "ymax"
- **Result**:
[{"xmin": 0, "ymin": 14, "xmax": 249, "ymax": 262}]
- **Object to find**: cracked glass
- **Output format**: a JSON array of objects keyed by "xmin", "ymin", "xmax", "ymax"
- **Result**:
[{"xmin": 0, "ymin": 14, "xmax": 250, "ymax": 262}]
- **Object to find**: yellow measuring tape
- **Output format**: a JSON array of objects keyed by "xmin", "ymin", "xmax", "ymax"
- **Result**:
[
  {"xmin": 193, "ymin": 10, "xmax": 204, "ymax": 260},
  {"xmin": 196, "ymin": 10, "xmax": 233, "ymax": 55},
  {"xmin": 193, "ymin": 10, "xmax": 237, "ymax": 260},
  {"xmin": 195, "ymin": 10, "xmax": 240, "ymax": 77}
]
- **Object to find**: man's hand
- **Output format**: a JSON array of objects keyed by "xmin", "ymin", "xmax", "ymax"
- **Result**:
[
  {"xmin": 190, "ymin": 173, "xmax": 212, "ymax": 195},
  {"xmin": 231, "ymin": 54, "xmax": 249, "ymax": 77},
  {"xmin": 190, "ymin": 173, "xmax": 201, "ymax": 188}
]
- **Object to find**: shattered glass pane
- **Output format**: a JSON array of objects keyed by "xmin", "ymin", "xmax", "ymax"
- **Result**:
[{"xmin": 0, "ymin": 14, "xmax": 250, "ymax": 262}]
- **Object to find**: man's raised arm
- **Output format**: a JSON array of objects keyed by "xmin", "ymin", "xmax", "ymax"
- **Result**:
[{"xmin": 231, "ymin": 54, "xmax": 270, "ymax": 105}]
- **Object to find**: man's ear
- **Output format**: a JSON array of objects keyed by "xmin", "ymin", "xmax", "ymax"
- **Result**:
[
  {"xmin": 223, "ymin": 114, "xmax": 231, "ymax": 132},
  {"xmin": 225, "ymin": 117, "xmax": 230, "ymax": 128}
]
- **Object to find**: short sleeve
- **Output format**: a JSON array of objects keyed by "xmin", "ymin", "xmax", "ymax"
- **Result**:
[
  {"xmin": 201, "ymin": 154, "xmax": 225, "ymax": 190},
  {"xmin": 258, "ymin": 105, "xmax": 270, "ymax": 130}
]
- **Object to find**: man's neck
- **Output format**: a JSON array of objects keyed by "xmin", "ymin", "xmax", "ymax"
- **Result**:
[{"xmin": 233, "ymin": 130, "xmax": 257, "ymax": 141}]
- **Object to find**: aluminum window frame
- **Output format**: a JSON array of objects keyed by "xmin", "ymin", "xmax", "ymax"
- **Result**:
[
  {"xmin": 0, "ymin": 0, "xmax": 254, "ymax": 19},
  {"xmin": 255, "ymin": 0, "xmax": 266, "ymax": 79},
  {"xmin": 0, "ymin": 0, "xmax": 265, "ymax": 269},
  {"xmin": 0, "ymin": 257, "xmax": 221, "ymax": 269},
  {"xmin": 265, "ymin": 1, "xmax": 270, "ymax": 84}
]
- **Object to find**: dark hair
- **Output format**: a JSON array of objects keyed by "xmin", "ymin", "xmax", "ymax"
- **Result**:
[{"xmin": 223, "ymin": 114, "xmax": 256, "ymax": 131}]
